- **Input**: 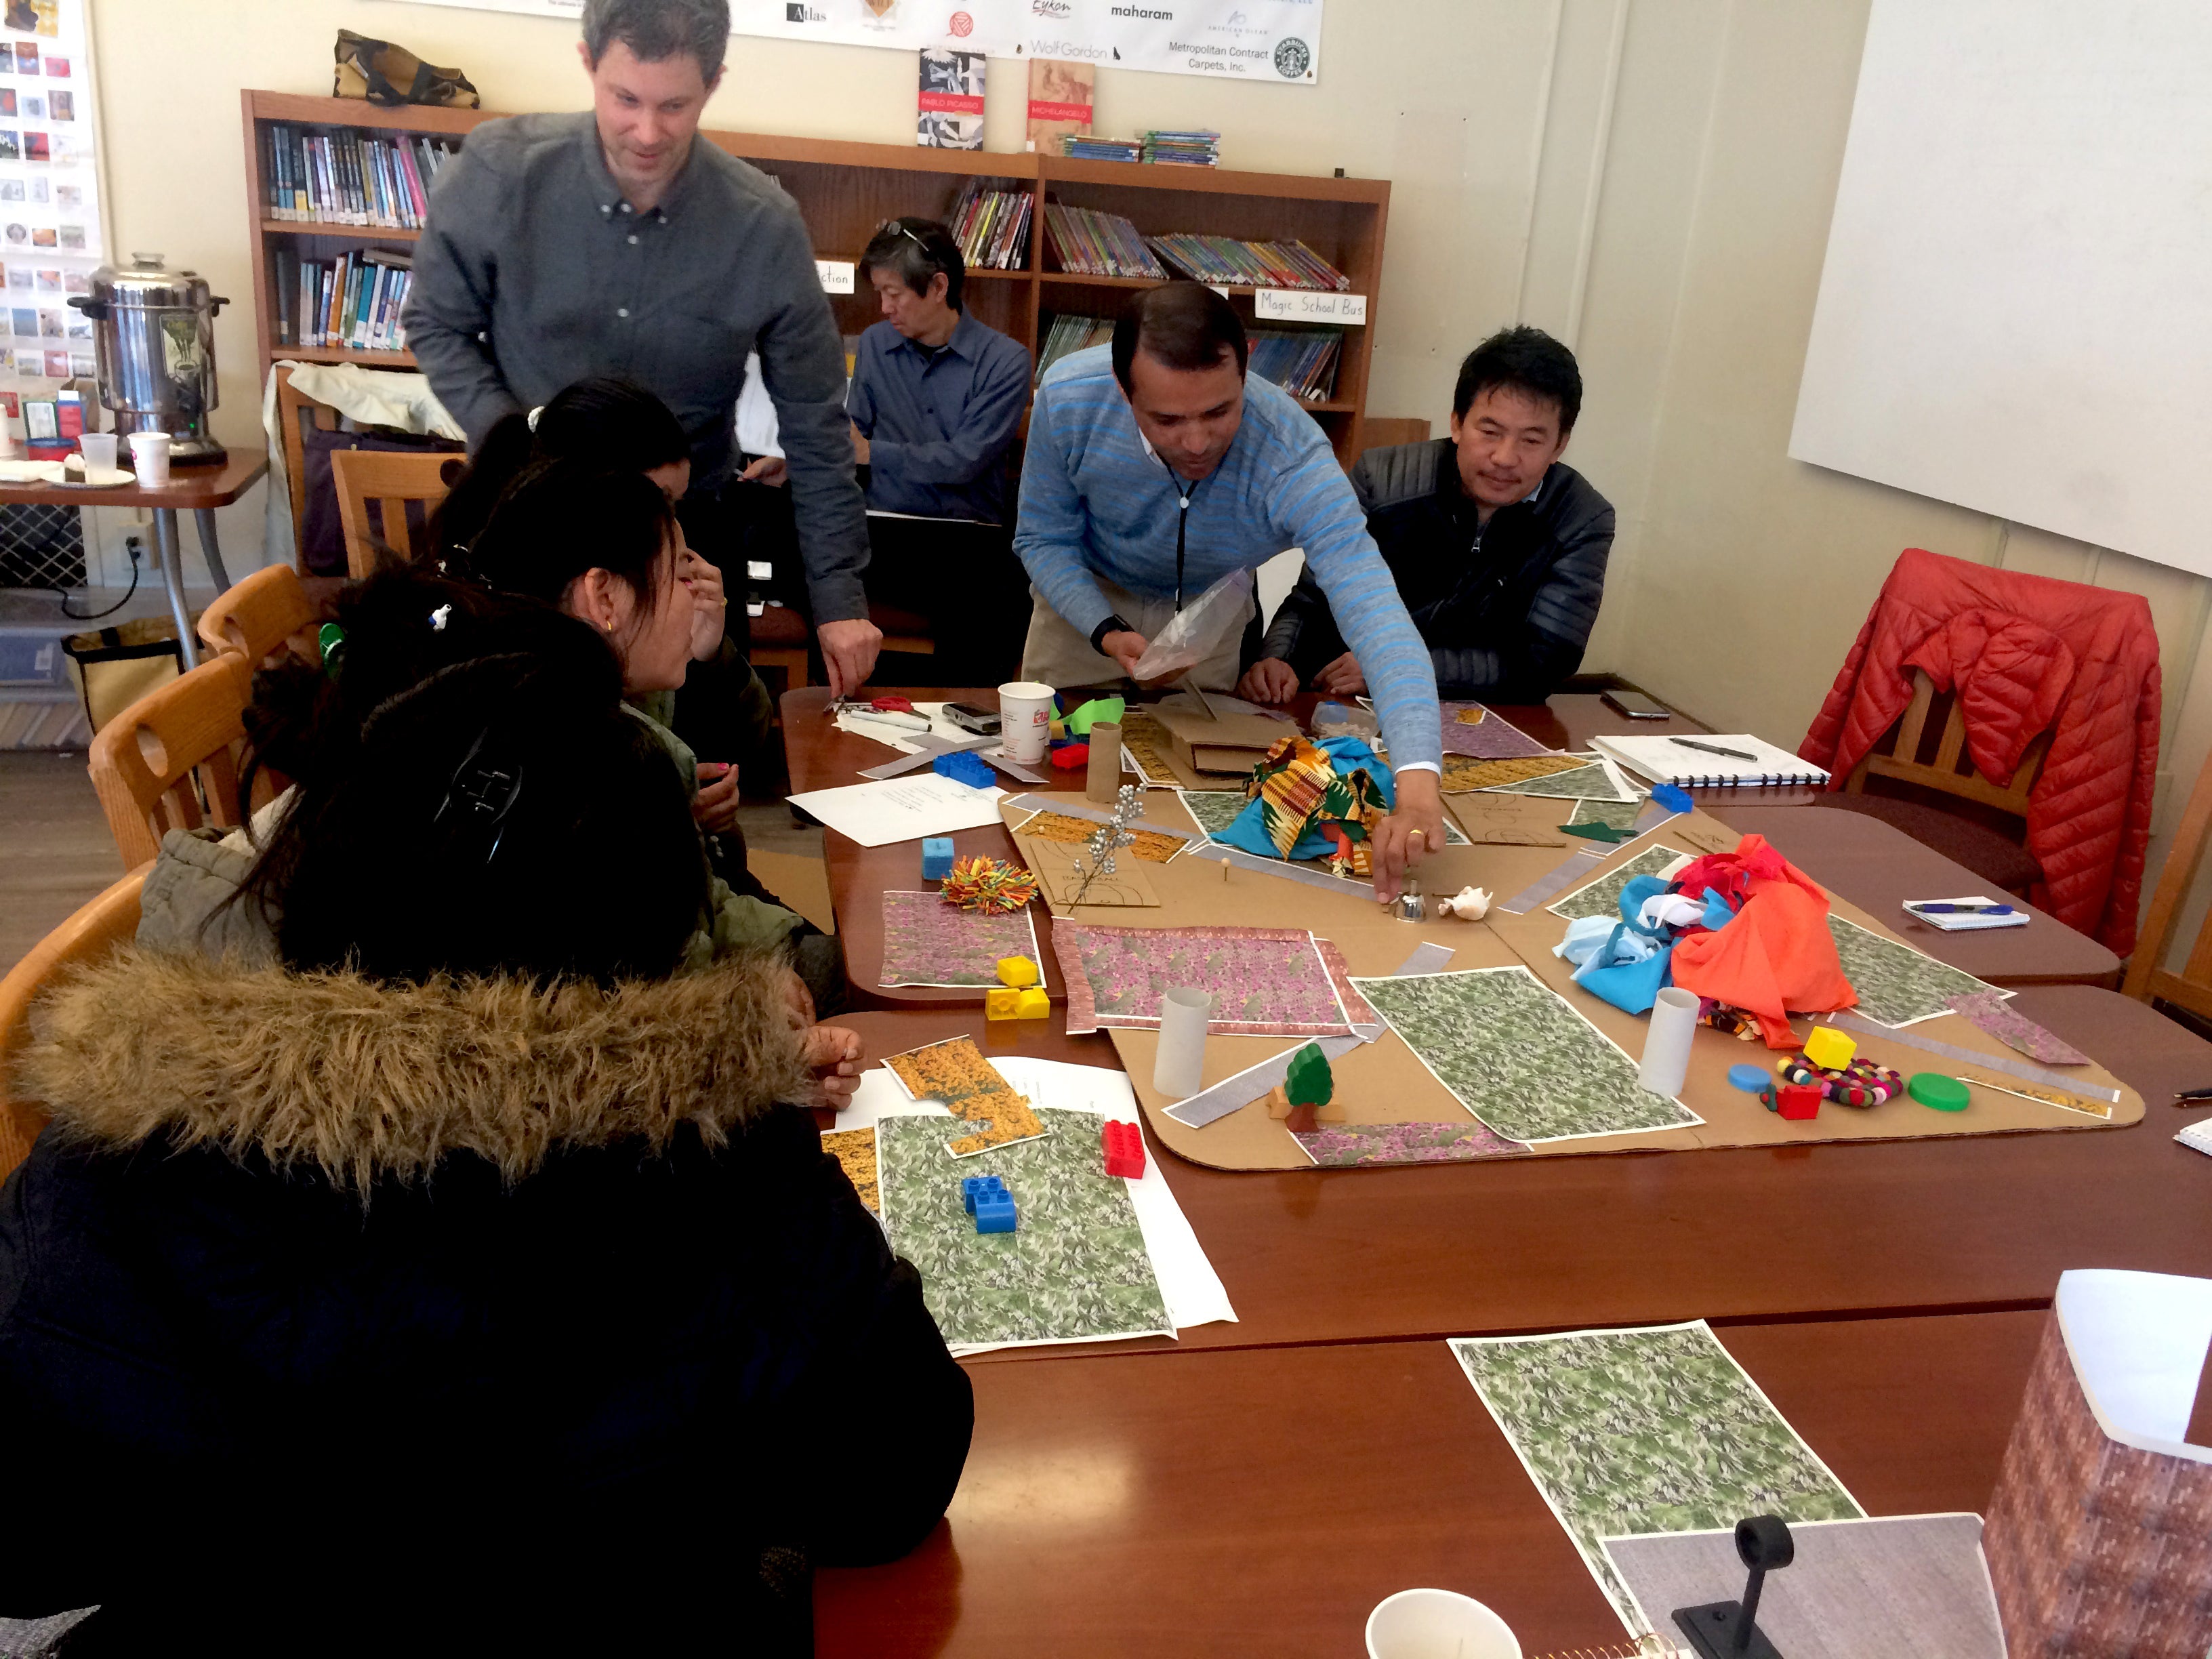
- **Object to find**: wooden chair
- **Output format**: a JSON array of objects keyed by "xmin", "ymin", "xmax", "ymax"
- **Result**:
[
  {"xmin": 332, "ymin": 448, "xmax": 459, "ymax": 579},
  {"xmin": 1357, "ymin": 416, "xmax": 1431, "ymax": 457},
  {"xmin": 86, "ymin": 653, "xmax": 259, "ymax": 871},
  {"xmin": 196, "ymin": 563, "xmax": 324, "ymax": 670},
  {"xmin": 274, "ymin": 365, "xmax": 343, "ymax": 573},
  {"xmin": 0, "ymin": 865, "xmax": 146, "ymax": 1181},
  {"xmin": 2125, "ymin": 746, "xmax": 2212, "ymax": 1019},
  {"xmin": 1819, "ymin": 668, "xmax": 2051, "ymax": 897}
]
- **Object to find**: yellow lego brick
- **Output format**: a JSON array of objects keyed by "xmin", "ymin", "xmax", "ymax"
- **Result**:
[
  {"xmin": 1802, "ymin": 1025, "xmax": 1856, "ymax": 1071},
  {"xmin": 1015, "ymin": 987, "xmax": 1049, "ymax": 1020},
  {"xmin": 996, "ymin": 956, "xmax": 1040, "ymax": 989},
  {"xmin": 985, "ymin": 987, "xmax": 1023, "ymax": 1021}
]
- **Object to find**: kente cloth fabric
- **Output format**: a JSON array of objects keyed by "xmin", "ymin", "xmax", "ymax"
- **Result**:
[
  {"xmin": 1798, "ymin": 547, "xmax": 2160, "ymax": 954},
  {"xmin": 1217, "ymin": 734, "xmax": 1393, "ymax": 876}
]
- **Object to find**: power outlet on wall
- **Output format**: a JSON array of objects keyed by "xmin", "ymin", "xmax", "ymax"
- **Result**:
[{"xmin": 85, "ymin": 513, "xmax": 152, "ymax": 589}]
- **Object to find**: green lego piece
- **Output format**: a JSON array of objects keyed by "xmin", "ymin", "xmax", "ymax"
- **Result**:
[{"xmin": 1284, "ymin": 1042, "xmax": 1333, "ymax": 1109}]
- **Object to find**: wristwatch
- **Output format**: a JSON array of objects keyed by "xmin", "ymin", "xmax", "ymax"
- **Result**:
[{"xmin": 1090, "ymin": 615, "xmax": 1134, "ymax": 655}]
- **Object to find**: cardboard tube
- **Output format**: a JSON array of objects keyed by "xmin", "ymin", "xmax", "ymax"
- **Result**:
[
  {"xmin": 1153, "ymin": 986, "xmax": 1210, "ymax": 1099},
  {"xmin": 1086, "ymin": 720, "xmax": 1123, "ymax": 803},
  {"xmin": 1639, "ymin": 985, "xmax": 1698, "ymax": 1097}
]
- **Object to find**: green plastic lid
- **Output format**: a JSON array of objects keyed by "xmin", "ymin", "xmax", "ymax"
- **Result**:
[{"xmin": 1908, "ymin": 1072, "xmax": 1971, "ymax": 1113}]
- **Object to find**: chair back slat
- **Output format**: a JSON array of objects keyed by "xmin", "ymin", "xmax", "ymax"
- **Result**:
[
  {"xmin": 1844, "ymin": 669, "xmax": 2048, "ymax": 818},
  {"xmin": 331, "ymin": 449, "xmax": 456, "ymax": 579},
  {"xmin": 0, "ymin": 866, "xmax": 147, "ymax": 1180},
  {"xmin": 2127, "ymin": 743, "xmax": 2212, "ymax": 1013},
  {"xmin": 86, "ymin": 653, "xmax": 255, "ymax": 869},
  {"xmin": 197, "ymin": 563, "xmax": 323, "ymax": 668}
]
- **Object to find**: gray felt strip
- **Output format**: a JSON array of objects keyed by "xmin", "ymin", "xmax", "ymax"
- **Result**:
[
  {"xmin": 981, "ymin": 750, "xmax": 1049, "ymax": 785},
  {"xmin": 1633, "ymin": 800, "xmax": 1674, "ymax": 836},
  {"xmin": 858, "ymin": 733, "xmax": 989, "ymax": 779},
  {"xmin": 1166, "ymin": 941, "xmax": 1457, "ymax": 1128},
  {"xmin": 1819, "ymin": 1010, "xmax": 2123, "ymax": 1102},
  {"xmin": 1497, "ymin": 847, "xmax": 1607, "ymax": 914}
]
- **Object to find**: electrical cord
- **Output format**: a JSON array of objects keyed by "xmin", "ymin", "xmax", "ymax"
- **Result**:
[{"xmin": 55, "ymin": 529, "xmax": 142, "ymax": 622}]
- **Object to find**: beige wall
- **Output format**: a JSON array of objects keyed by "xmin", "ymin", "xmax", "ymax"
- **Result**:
[{"xmin": 84, "ymin": 0, "xmax": 2212, "ymax": 956}]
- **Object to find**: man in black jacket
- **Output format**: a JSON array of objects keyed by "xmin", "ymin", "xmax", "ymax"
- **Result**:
[{"xmin": 1239, "ymin": 326, "xmax": 1614, "ymax": 704}]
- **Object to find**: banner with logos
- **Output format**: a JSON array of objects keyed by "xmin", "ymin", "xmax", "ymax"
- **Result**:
[{"xmin": 387, "ymin": 0, "xmax": 1324, "ymax": 85}]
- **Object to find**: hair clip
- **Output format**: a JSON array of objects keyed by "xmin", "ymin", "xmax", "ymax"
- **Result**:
[
  {"xmin": 434, "ymin": 724, "xmax": 524, "ymax": 868},
  {"xmin": 318, "ymin": 622, "xmax": 346, "ymax": 678},
  {"xmin": 430, "ymin": 603, "xmax": 451, "ymax": 632},
  {"xmin": 526, "ymin": 406, "xmax": 544, "ymax": 432}
]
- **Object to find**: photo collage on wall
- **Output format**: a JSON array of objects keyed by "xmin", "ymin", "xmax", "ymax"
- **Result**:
[{"xmin": 0, "ymin": 0, "xmax": 101, "ymax": 417}]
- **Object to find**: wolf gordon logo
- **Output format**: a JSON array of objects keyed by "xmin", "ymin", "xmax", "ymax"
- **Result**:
[
  {"xmin": 1110, "ymin": 3, "xmax": 1172, "ymax": 17},
  {"xmin": 1031, "ymin": 0, "xmax": 1071, "ymax": 14},
  {"xmin": 1273, "ymin": 35, "xmax": 1311, "ymax": 77}
]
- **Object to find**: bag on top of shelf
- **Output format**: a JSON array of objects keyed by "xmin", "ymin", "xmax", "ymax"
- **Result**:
[{"xmin": 333, "ymin": 30, "xmax": 480, "ymax": 110}]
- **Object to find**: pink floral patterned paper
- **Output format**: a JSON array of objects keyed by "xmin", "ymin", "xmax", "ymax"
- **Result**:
[
  {"xmin": 1292, "ymin": 1121, "xmax": 1529, "ymax": 1166},
  {"xmin": 1946, "ymin": 990, "xmax": 2093, "ymax": 1066},
  {"xmin": 1052, "ymin": 922, "xmax": 1354, "ymax": 1037},
  {"xmin": 878, "ymin": 890, "xmax": 1043, "ymax": 989},
  {"xmin": 1440, "ymin": 701, "xmax": 1556, "ymax": 758}
]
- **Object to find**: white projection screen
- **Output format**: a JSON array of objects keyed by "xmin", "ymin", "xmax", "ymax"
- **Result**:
[{"xmin": 1790, "ymin": 1, "xmax": 2212, "ymax": 577}]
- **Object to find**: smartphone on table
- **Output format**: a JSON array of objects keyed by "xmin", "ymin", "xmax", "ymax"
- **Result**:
[
  {"xmin": 943, "ymin": 702, "xmax": 1002, "ymax": 735},
  {"xmin": 1599, "ymin": 689, "xmax": 1671, "ymax": 720}
]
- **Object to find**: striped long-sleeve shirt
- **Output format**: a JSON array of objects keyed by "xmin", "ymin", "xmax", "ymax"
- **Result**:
[{"xmin": 1014, "ymin": 346, "xmax": 1442, "ymax": 770}]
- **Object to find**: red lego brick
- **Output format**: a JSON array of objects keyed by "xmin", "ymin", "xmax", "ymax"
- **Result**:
[
  {"xmin": 1102, "ymin": 1119, "xmax": 1145, "ymax": 1179},
  {"xmin": 1777, "ymin": 1083, "xmax": 1823, "ymax": 1121}
]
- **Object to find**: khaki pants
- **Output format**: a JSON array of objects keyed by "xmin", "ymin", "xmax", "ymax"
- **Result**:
[{"xmin": 1020, "ymin": 577, "xmax": 1255, "ymax": 694}]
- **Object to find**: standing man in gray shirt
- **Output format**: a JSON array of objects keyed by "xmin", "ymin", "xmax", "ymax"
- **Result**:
[{"xmin": 404, "ymin": 0, "xmax": 882, "ymax": 697}]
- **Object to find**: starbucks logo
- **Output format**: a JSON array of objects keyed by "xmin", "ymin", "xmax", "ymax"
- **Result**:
[{"xmin": 1273, "ymin": 35, "xmax": 1311, "ymax": 77}]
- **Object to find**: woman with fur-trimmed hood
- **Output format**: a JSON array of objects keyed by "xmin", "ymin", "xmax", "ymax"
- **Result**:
[{"xmin": 0, "ymin": 569, "xmax": 972, "ymax": 1652}]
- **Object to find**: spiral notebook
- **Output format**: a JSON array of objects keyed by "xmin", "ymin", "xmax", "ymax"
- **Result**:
[{"xmin": 1591, "ymin": 733, "xmax": 1831, "ymax": 789}]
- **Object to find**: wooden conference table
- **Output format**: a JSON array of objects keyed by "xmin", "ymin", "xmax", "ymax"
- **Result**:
[
  {"xmin": 787, "ymin": 687, "xmax": 2121, "ymax": 1000},
  {"xmin": 0, "ymin": 452, "xmax": 270, "ymax": 671},
  {"xmin": 817, "ymin": 1308, "xmax": 2048, "ymax": 1656}
]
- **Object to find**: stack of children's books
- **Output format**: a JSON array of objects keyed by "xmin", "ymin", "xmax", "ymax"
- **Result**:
[{"xmin": 1141, "ymin": 129, "xmax": 1220, "ymax": 166}]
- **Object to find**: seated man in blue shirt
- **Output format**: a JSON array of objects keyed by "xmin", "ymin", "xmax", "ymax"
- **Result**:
[
  {"xmin": 1240, "ymin": 325, "xmax": 1614, "ymax": 705},
  {"xmin": 1016, "ymin": 282, "xmax": 1445, "ymax": 898},
  {"xmin": 847, "ymin": 216, "xmax": 1033, "ymax": 676}
]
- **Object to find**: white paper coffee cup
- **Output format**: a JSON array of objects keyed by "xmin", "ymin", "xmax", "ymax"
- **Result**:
[
  {"xmin": 1364, "ymin": 1589, "xmax": 1521, "ymax": 1659},
  {"xmin": 77, "ymin": 432, "xmax": 117, "ymax": 472},
  {"xmin": 127, "ymin": 430, "xmax": 171, "ymax": 487},
  {"xmin": 998, "ymin": 679, "xmax": 1054, "ymax": 764}
]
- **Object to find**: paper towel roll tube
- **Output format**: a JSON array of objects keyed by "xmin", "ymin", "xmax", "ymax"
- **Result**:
[
  {"xmin": 1086, "ymin": 720, "xmax": 1123, "ymax": 803},
  {"xmin": 1153, "ymin": 986, "xmax": 1210, "ymax": 1099},
  {"xmin": 1639, "ymin": 985, "xmax": 1698, "ymax": 1097}
]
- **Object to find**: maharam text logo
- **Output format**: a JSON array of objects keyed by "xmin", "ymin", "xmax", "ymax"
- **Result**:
[{"xmin": 1110, "ymin": 3, "xmax": 1171, "ymax": 17}]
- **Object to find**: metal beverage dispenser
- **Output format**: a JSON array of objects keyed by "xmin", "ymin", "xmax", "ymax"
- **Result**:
[{"xmin": 66, "ymin": 253, "xmax": 228, "ymax": 465}]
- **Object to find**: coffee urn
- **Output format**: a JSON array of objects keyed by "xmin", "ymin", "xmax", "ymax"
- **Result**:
[{"xmin": 66, "ymin": 253, "xmax": 228, "ymax": 465}]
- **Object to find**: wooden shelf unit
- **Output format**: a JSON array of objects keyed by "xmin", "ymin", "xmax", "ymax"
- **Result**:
[{"xmin": 241, "ymin": 90, "xmax": 1390, "ymax": 459}]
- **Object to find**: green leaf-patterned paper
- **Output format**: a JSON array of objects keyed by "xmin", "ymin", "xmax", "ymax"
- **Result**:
[
  {"xmin": 1547, "ymin": 846, "xmax": 1692, "ymax": 922},
  {"xmin": 1451, "ymin": 1322, "xmax": 1864, "ymax": 1629},
  {"xmin": 1824, "ymin": 914, "xmax": 2007, "ymax": 1027},
  {"xmin": 1349, "ymin": 966, "xmax": 1699, "ymax": 1143},
  {"xmin": 1568, "ymin": 797, "xmax": 1644, "ymax": 832},
  {"xmin": 1478, "ymin": 758, "xmax": 1640, "ymax": 802},
  {"xmin": 877, "ymin": 1108, "xmax": 1172, "ymax": 1351}
]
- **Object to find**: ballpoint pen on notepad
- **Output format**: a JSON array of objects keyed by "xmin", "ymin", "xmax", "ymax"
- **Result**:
[
  {"xmin": 1670, "ymin": 737, "xmax": 1759, "ymax": 762},
  {"xmin": 1908, "ymin": 901, "xmax": 2015, "ymax": 915}
]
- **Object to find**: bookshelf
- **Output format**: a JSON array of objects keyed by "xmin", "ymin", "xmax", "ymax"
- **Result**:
[{"xmin": 240, "ymin": 91, "xmax": 1391, "ymax": 462}]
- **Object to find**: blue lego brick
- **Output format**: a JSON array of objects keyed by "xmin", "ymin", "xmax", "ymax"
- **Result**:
[
  {"xmin": 933, "ymin": 750, "xmax": 996, "ymax": 789},
  {"xmin": 922, "ymin": 836, "xmax": 955, "ymax": 880},
  {"xmin": 962, "ymin": 1174, "xmax": 1017, "ymax": 1233},
  {"xmin": 961, "ymin": 1174, "xmax": 1005, "ymax": 1214}
]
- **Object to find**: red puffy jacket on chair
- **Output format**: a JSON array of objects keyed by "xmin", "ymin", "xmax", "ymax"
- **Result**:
[{"xmin": 1799, "ymin": 548, "xmax": 2160, "ymax": 956}]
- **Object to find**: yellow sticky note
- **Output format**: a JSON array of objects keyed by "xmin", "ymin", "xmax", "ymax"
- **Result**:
[
  {"xmin": 996, "ymin": 956, "xmax": 1040, "ymax": 989},
  {"xmin": 985, "ymin": 987, "xmax": 1023, "ymax": 1021},
  {"xmin": 1015, "ymin": 987, "xmax": 1049, "ymax": 1020}
]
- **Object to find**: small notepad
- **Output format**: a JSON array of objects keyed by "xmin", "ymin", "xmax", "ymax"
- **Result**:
[{"xmin": 1591, "ymin": 733, "xmax": 1831, "ymax": 789}]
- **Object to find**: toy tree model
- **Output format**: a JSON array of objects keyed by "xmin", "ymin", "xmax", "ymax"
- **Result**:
[{"xmin": 1281, "ymin": 1042, "xmax": 1334, "ymax": 1134}]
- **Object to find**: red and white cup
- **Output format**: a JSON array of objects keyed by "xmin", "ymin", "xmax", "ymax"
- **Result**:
[{"xmin": 998, "ymin": 680, "xmax": 1054, "ymax": 764}]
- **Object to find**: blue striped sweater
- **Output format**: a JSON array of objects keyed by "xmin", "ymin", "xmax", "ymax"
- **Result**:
[{"xmin": 1014, "ymin": 346, "xmax": 1442, "ymax": 769}]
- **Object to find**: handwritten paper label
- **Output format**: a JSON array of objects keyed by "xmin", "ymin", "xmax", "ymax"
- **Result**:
[
  {"xmin": 817, "ymin": 260, "xmax": 857, "ymax": 294},
  {"xmin": 1254, "ymin": 289, "xmax": 1367, "ymax": 324}
]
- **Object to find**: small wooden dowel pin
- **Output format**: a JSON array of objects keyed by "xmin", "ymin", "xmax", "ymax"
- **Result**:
[{"xmin": 1086, "ymin": 720, "xmax": 1123, "ymax": 804}]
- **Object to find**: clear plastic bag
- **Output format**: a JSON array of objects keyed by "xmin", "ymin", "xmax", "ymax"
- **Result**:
[{"xmin": 1127, "ymin": 567, "xmax": 1254, "ymax": 682}]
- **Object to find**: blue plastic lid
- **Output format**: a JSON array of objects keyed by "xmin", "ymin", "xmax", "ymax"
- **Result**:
[{"xmin": 1727, "ymin": 1063, "xmax": 1771, "ymax": 1093}]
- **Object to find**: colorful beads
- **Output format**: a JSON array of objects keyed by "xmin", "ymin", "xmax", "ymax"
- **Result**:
[{"xmin": 1774, "ymin": 1053, "xmax": 1905, "ymax": 1107}]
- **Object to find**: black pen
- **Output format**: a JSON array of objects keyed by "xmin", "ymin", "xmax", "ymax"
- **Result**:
[
  {"xmin": 2176, "ymin": 1086, "xmax": 2212, "ymax": 1103},
  {"xmin": 1672, "ymin": 737, "xmax": 1759, "ymax": 762}
]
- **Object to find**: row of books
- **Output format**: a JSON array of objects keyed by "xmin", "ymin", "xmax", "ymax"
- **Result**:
[
  {"xmin": 946, "ymin": 179, "xmax": 1032, "ymax": 271},
  {"xmin": 273, "ymin": 248, "xmax": 413, "ymax": 353},
  {"xmin": 1042, "ymin": 204, "xmax": 1168, "ymax": 280},
  {"xmin": 1248, "ymin": 327, "xmax": 1343, "ymax": 402},
  {"xmin": 1059, "ymin": 134, "xmax": 1143, "ymax": 163},
  {"xmin": 1142, "ymin": 129, "xmax": 1220, "ymax": 167},
  {"xmin": 1033, "ymin": 312, "xmax": 1115, "ymax": 384},
  {"xmin": 1149, "ymin": 233, "xmax": 1350, "ymax": 291},
  {"xmin": 261, "ymin": 123, "xmax": 462, "ymax": 229}
]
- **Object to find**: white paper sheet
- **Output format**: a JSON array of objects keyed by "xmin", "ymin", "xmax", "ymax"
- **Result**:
[
  {"xmin": 2055, "ymin": 1268, "xmax": 2212, "ymax": 1460},
  {"xmin": 833, "ymin": 699, "xmax": 976, "ymax": 754},
  {"xmin": 833, "ymin": 1059, "xmax": 1236, "ymax": 1340},
  {"xmin": 786, "ymin": 771, "xmax": 1008, "ymax": 847}
]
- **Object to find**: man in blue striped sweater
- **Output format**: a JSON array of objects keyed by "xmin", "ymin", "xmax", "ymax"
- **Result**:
[{"xmin": 1015, "ymin": 284, "xmax": 1444, "ymax": 898}]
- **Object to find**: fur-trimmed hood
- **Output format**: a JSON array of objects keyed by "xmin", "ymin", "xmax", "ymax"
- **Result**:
[{"xmin": 15, "ymin": 949, "xmax": 819, "ymax": 1193}]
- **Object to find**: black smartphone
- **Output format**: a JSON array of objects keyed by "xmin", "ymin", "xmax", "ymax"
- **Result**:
[
  {"xmin": 1600, "ymin": 689, "xmax": 1671, "ymax": 720},
  {"xmin": 943, "ymin": 701, "xmax": 1003, "ymax": 735}
]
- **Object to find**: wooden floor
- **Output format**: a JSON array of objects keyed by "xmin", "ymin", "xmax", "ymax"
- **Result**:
[
  {"xmin": 0, "ymin": 750, "xmax": 834, "ymax": 977},
  {"xmin": 1, "ymin": 750, "xmax": 117, "ymax": 977}
]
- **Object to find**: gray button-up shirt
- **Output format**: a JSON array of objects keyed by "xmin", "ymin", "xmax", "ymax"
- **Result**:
[
  {"xmin": 846, "ymin": 311, "xmax": 1031, "ymax": 523},
  {"xmin": 402, "ymin": 111, "xmax": 869, "ymax": 622}
]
